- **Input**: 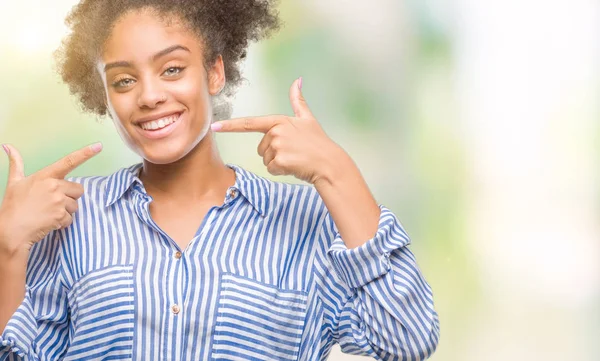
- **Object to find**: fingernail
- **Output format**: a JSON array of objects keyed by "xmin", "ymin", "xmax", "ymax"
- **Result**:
[
  {"xmin": 2, "ymin": 144, "xmax": 9, "ymax": 156},
  {"xmin": 91, "ymin": 142, "xmax": 103, "ymax": 153},
  {"xmin": 298, "ymin": 77, "xmax": 303, "ymax": 90},
  {"xmin": 211, "ymin": 122, "xmax": 222, "ymax": 132}
]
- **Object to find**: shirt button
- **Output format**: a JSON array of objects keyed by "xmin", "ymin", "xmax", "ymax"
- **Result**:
[
  {"xmin": 171, "ymin": 304, "xmax": 181, "ymax": 315},
  {"xmin": 228, "ymin": 189, "xmax": 237, "ymax": 198},
  {"xmin": 174, "ymin": 251, "xmax": 182, "ymax": 259}
]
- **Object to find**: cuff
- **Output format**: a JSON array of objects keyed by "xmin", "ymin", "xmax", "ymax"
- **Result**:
[
  {"xmin": 0, "ymin": 287, "xmax": 37, "ymax": 358},
  {"xmin": 327, "ymin": 205, "xmax": 411, "ymax": 289}
]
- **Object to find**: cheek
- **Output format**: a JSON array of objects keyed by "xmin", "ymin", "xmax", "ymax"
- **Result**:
[
  {"xmin": 172, "ymin": 75, "xmax": 210, "ymax": 108},
  {"xmin": 107, "ymin": 92, "xmax": 135, "ymax": 121},
  {"xmin": 106, "ymin": 95, "xmax": 136, "ymax": 140}
]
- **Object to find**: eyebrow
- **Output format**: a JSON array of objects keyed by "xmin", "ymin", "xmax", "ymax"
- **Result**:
[{"xmin": 103, "ymin": 45, "xmax": 191, "ymax": 72}]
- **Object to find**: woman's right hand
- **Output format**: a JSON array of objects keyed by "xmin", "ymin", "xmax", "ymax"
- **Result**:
[{"xmin": 0, "ymin": 143, "xmax": 103, "ymax": 259}]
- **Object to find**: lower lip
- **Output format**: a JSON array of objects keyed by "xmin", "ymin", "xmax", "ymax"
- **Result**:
[{"xmin": 136, "ymin": 113, "xmax": 182, "ymax": 140}]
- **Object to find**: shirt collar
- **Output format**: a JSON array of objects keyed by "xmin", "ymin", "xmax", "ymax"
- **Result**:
[
  {"xmin": 104, "ymin": 162, "xmax": 270, "ymax": 216},
  {"xmin": 104, "ymin": 162, "xmax": 144, "ymax": 209},
  {"xmin": 226, "ymin": 164, "xmax": 271, "ymax": 217}
]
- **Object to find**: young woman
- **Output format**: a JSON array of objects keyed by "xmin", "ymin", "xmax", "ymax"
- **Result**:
[{"xmin": 0, "ymin": 0, "xmax": 439, "ymax": 360}]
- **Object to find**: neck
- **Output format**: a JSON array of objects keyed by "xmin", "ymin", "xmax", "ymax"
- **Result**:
[{"xmin": 138, "ymin": 134, "xmax": 235, "ymax": 204}]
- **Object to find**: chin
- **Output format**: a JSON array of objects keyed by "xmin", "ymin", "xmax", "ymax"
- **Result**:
[
  {"xmin": 145, "ymin": 152, "xmax": 186, "ymax": 165},
  {"xmin": 132, "ymin": 143, "xmax": 185, "ymax": 165},
  {"xmin": 142, "ymin": 156, "xmax": 178, "ymax": 165}
]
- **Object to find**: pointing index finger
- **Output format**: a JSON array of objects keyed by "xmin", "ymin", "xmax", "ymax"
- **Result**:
[
  {"xmin": 42, "ymin": 142, "xmax": 103, "ymax": 179},
  {"xmin": 212, "ymin": 115, "xmax": 282, "ymax": 133}
]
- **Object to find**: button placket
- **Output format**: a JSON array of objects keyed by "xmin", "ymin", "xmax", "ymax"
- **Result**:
[
  {"xmin": 173, "ymin": 250, "xmax": 186, "ymax": 315},
  {"xmin": 167, "ymin": 247, "xmax": 185, "ymax": 321}
]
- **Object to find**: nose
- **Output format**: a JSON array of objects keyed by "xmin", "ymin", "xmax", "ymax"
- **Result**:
[{"xmin": 137, "ymin": 79, "xmax": 167, "ymax": 109}]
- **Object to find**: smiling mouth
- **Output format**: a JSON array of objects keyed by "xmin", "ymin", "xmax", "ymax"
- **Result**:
[{"xmin": 137, "ymin": 112, "xmax": 181, "ymax": 131}]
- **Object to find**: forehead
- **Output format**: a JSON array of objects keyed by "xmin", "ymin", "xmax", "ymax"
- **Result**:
[{"xmin": 101, "ymin": 9, "xmax": 202, "ymax": 63}]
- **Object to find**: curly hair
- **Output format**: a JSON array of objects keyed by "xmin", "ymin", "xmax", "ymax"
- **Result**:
[{"xmin": 54, "ymin": 0, "xmax": 281, "ymax": 120}]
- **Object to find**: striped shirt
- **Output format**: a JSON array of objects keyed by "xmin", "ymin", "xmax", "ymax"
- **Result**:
[{"xmin": 0, "ymin": 162, "xmax": 439, "ymax": 360}]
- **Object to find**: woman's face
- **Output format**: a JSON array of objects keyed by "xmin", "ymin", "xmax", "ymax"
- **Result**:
[{"xmin": 97, "ymin": 9, "xmax": 225, "ymax": 164}]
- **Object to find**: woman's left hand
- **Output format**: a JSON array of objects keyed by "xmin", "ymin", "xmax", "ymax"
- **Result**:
[{"xmin": 211, "ymin": 77, "xmax": 350, "ymax": 185}]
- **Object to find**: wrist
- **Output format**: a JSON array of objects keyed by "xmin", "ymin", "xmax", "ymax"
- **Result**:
[
  {"xmin": 0, "ymin": 221, "xmax": 29, "ymax": 265},
  {"xmin": 0, "ymin": 248, "xmax": 28, "ymax": 290},
  {"xmin": 314, "ymin": 149, "xmax": 357, "ymax": 189},
  {"xmin": 0, "ymin": 239, "xmax": 28, "ymax": 266}
]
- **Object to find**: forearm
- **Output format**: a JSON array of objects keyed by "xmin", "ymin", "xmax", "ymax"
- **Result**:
[
  {"xmin": 0, "ymin": 243, "xmax": 28, "ymax": 335},
  {"xmin": 323, "ymin": 208, "xmax": 439, "ymax": 359},
  {"xmin": 314, "ymin": 150, "xmax": 381, "ymax": 249},
  {"xmin": 338, "ymin": 256, "xmax": 440, "ymax": 360}
]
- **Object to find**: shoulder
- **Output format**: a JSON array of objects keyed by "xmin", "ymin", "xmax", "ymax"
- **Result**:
[
  {"xmin": 64, "ymin": 174, "xmax": 108, "ymax": 204},
  {"xmin": 64, "ymin": 162, "xmax": 142, "ymax": 207},
  {"xmin": 231, "ymin": 164, "xmax": 328, "ymax": 221},
  {"xmin": 65, "ymin": 174, "xmax": 107, "ymax": 191},
  {"xmin": 269, "ymin": 180, "xmax": 324, "ymax": 211}
]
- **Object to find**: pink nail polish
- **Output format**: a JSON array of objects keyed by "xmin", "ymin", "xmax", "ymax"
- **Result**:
[
  {"xmin": 298, "ymin": 77, "xmax": 303, "ymax": 90},
  {"xmin": 211, "ymin": 122, "xmax": 222, "ymax": 132},
  {"xmin": 2, "ymin": 144, "xmax": 9, "ymax": 156},
  {"xmin": 91, "ymin": 142, "xmax": 103, "ymax": 153}
]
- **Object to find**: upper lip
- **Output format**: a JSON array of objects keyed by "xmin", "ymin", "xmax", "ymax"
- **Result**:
[{"xmin": 133, "ymin": 111, "xmax": 183, "ymax": 126}]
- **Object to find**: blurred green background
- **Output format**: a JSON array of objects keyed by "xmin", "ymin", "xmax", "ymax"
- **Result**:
[{"xmin": 0, "ymin": 1, "xmax": 598, "ymax": 360}]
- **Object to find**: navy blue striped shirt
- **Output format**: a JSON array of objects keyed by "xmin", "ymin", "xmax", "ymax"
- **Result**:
[{"xmin": 0, "ymin": 162, "xmax": 439, "ymax": 360}]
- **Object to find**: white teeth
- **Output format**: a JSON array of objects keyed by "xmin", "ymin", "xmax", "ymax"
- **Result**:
[{"xmin": 140, "ymin": 115, "xmax": 178, "ymax": 130}]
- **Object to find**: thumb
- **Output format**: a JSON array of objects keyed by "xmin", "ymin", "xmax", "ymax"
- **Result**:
[
  {"xmin": 289, "ymin": 77, "xmax": 314, "ymax": 119},
  {"xmin": 3, "ymin": 144, "xmax": 25, "ymax": 185}
]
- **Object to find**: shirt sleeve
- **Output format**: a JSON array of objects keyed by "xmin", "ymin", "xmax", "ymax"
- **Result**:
[
  {"xmin": 0, "ymin": 231, "xmax": 70, "ymax": 360},
  {"xmin": 315, "ymin": 205, "xmax": 440, "ymax": 360}
]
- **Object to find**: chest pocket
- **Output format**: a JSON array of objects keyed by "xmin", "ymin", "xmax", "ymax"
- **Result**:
[
  {"xmin": 65, "ymin": 265, "xmax": 135, "ymax": 361},
  {"xmin": 211, "ymin": 273, "xmax": 308, "ymax": 361}
]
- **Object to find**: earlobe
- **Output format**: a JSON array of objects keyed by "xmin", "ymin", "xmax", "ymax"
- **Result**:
[{"xmin": 208, "ymin": 55, "xmax": 226, "ymax": 95}]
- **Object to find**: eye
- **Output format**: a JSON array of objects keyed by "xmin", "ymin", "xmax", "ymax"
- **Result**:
[
  {"xmin": 112, "ymin": 77, "xmax": 136, "ymax": 89},
  {"xmin": 163, "ymin": 66, "xmax": 184, "ymax": 77}
]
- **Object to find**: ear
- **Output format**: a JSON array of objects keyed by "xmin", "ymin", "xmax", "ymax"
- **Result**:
[{"xmin": 207, "ymin": 54, "xmax": 226, "ymax": 96}]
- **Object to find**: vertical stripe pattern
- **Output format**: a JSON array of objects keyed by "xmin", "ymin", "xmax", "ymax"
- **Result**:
[
  {"xmin": 0, "ymin": 163, "xmax": 439, "ymax": 360},
  {"xmin": 211, "ymin": 274, "xmax": 307, "ymax": 360}
]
